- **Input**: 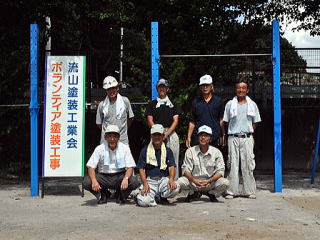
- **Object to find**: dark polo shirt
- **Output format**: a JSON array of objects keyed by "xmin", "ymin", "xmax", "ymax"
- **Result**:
[
  {"xmin": 145, "ymin": 100, "xmax": 180, "ymax": 128},
  {"xmin": 190, "ymin": 95, "xmax": 224, "ymax": 141},
  {"xmin": 137, "ymin": 146, "xmax": 176, "ymax": 178}
]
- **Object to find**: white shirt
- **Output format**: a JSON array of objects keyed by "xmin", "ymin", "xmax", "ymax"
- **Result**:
[
  {"xmin": 223, "ymin": 100, "xmax": 261, "ymax": 134},
  {"xmin": 86, "ymin": 142, "xmax": 136, "ymax": 173}
]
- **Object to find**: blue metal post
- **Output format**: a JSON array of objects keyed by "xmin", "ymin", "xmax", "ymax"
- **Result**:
[
  {"xmin": 151, "ymin": 22, "xmax": 160, "ymax": 100},
  {"xmin": 311, "ymin": 120, "xmax": 320, "ymax": 184},
  {"xmin": 30, "ymin": 24, "xmax": 39, "ymax": 196},
  {"xmin": 272, "ymin": 20, "xmax": 282, "ymax": 193}
]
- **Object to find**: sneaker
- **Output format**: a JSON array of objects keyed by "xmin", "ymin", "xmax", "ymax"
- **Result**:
[
  {"xmin": 224, "ymin": 195, "xmax": 234, "ymax": 199},
  {"xmin": 248, "ymin": 194, "xmax": 256, "ymax": 199}
]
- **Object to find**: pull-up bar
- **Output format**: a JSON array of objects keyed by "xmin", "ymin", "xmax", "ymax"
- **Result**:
[{"xmin": 150, "ymin": 20, "xmax": 283, "ymax": 193}]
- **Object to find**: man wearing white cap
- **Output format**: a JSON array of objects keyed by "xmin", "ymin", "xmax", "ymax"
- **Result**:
[
  {"xmin": 178, "ymin": 125, "xmax": 229, "ymax": 202},
  {"xmin": 146, "ymin": 78, "xmax": 180, "ymax": 180},
  {"xmin": 83, "ymin": 125, "xmax": 139, "ymax": 204},
  {"xmin": 186, "ymin": 74, "xmax": 225, "ymax": 149},
  {"xmin": 96, "ymin": 76, "xmax": 134, "ymax": 144},
  {"xmin": 223, "ymin": 79, "xmax": 261, "ymax": 199},
  {"xmin": 136, "ymin": 124, "xmax": 180, "ymax": 207}
]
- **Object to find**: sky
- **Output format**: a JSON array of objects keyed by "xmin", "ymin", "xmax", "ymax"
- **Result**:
[
  {"xmin": 283, "ymin": 22, "xmax": 320, "ymax": 72},
  {"xmin": 283, "ymin": 22, "xmax": 320, "ymax": 48}
]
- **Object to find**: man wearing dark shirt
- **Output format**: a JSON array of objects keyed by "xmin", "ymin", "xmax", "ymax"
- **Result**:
[
  {"xmin": 186, "ymin": 74, "xmax": 225, "ymax": 148},
  {"xmin": 146, "ymin": 78, "xmax": 180, "ymax": 179},
  {"xmin": 136, "ymin": 124, "xmax": 180, "ymax": 207}
]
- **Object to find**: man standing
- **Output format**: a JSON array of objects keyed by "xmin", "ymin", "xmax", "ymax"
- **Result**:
[
  {"xmin": 136, "ymin": 124, "xmax": 180, "ymax": 207},
  {"xmin": 186, "ymin": 74, "xmax": 225, "ymax": 148},
  {"xmin": 146, "ymin": 78, "xmax": 180, "ymax": 179},
  {"xmin": 96, "ymin": 76, "xmax": 134, "ymax": 144},
  {"xmin": 178, "ymin": 125, "xmax": 229, "ymax": 202},
  {"xmin": 223, "ymin": 79, "xmax": 261, "ymax": 199},
  {"xmin": 83, "ymin": 125, "xmax": 139, "ymax": 204}
]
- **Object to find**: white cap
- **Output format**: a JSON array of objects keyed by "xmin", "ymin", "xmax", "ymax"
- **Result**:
[
  {"xmin": 156, "ymin": 78, "xmax": 169, "ymax": 87},
  {"xmin": 199, "ymin": 74, "xmax": 213, "ymax": 85},
  {"xmin": 151, "ymin": 124, "xmax": 164, "ymax": 134},
  {"xmin": 104, "ymin": 125, "xmax": 120, "ymax": 134},
  {"xmin": 103, "ymin": 76, "xmax": 118, "ymax": 90},
  {"xmin": 197, "ymin": 125, "xmax": 212, "ymax": 135}
]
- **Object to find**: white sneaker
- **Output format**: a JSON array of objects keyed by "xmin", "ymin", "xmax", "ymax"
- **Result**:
[
  {"xmin": 225, "ymin": 195, "xmax": 234, "ymax": 199},
  {"xmin": 248, "ymin": 194, "xmax": 256, "ymax": 199}
]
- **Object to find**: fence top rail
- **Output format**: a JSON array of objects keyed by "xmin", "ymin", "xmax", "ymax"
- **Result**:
[
  {"xmin": 160, "ymin": 53, "xmax": 272, "ymax": 58},
  {"xmin": 0, "ymin": 102, "xmax": 149, "ymax": 108}
]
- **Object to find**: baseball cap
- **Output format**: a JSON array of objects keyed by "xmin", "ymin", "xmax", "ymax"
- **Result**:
[
  {"xmin": 156, "ymin": 78, "xmax": 169, "ymax": 87},
  {"xmin": 151, "ymin": 124, "xmax": 164, "ymax": 134},
  {"xmin": 197, "ymin": 125, "xmax": 212, "ymax": 135},
  {"xmin": 103, "ymin": 76, "xmax": 118, "ymax": 90},
  {"xmin": 104, "ymin": 125, "xmax": 120, "ymax": 135},
  {"xmin": 199, "ymin": 74, "xmax": 213, "ymax": 85}
]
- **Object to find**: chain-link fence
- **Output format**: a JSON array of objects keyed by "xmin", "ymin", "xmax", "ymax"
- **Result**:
[{"xmin": 1, "ymin": 47, "xmax": 319, "ymax": 182}]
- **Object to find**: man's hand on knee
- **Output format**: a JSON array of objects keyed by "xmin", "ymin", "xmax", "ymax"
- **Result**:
[
  {"xmin": 92, "ymin": 180, "xmax": 101, "ymax": 192},
  {"xmin": 120, "ymin": 178, "xmax": 129, "ymax": 190},
  {"xmin": 168, "ymin": 178, "xmax": 177, "ymax": 190},
  {"xmin": 140, "ymin": 183, "xmax": 150, "ymax": 195}
]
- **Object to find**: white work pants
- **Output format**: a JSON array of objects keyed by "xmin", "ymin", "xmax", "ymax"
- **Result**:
[
  {"xmin": 137, "ymin": 177, "xmax": 180, "ymax": 207},
  {"xmin": 227, "ymin": 136, "xmax": 256, "ymax": 196}
]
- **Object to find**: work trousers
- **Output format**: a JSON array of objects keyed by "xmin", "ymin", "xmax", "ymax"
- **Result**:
[
  {"xmin": 136, "ymin": 177, "xmax": 180, "ymax": 207},
  {"xmin": 226, "ymin": 135, "xmax": 256, "ymax": 196},
  {"xmin": 165, "ymin": 130, "xmax": 180, "ymax": 180},
  {"xmin": 83, "ymin": 172, "xmax": 139, "ymax": 200},
  {"xmin": 177, "ymin": 176, "xmax": 229, "ymax": 197}
]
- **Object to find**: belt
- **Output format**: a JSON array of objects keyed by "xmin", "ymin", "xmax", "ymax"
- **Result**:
[
  {"xmin": 229, "ymin": 133, "xmax": 253, "ymax": 138},
  {"xmin": 101, "ymin": 171, "xmax": 125, "ymax": 176},
  {"xmin": 148, "ymin": 176, "xmax": 163, "ymax": 181}
]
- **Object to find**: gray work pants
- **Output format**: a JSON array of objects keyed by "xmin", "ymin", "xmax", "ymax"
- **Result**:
[
  {"xmin": 226, "ymin": 135, "xmax": 256, "ymax": 196},
  {"xmin": 165, "ymin": 130, "xmax": 180, "ymax": 180},
  {"xmin": 136, "ymin": 177, "xmax": 180, "ymax": 207},
  {"xmin": 83, "ymin": 172, "xmax": 139, "ymax": 200},
  {"xmin": 177, "ymin": 176, "xmax": 229, "ymax": 197}
]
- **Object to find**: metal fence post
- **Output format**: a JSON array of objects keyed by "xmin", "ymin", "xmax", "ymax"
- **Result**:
[
  {"xmin": 272, "ymin": 20, "xmax": 283, "ymax": 193},
  {"xmin": 151, "ymin": 22, "xmax": 159, "ymax": 100},
  {"xmin": 30, "ymin": 24, "xmax": 39, "ymax": 196},
  {"xmin": 311, "ymin": 119, "xmax": 320, "ymax": 184}
]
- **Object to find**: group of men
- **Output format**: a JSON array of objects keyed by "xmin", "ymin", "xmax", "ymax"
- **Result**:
[{"xmin": 83, "ymin": 74, "xmax": 261, "ymax": 206}]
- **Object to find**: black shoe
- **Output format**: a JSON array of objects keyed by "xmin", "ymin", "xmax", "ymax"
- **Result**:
[
  {"xmin": 97, "ymin": 190, "xmax": 111, "ymax": 205},
  {"xmin": 97, "ymin": 193, "xmax": 108, "ymax": 204},
  {"xmin": 185, "ymin": 191, "xmax": 202, "ymax": 202},
  {"xmin": 158, "ymin": 196, "xmax": 170, "ymax": 205},
  {"xmin": 115, "ymin": 190, "xmax": 126, "ymax": 205},
  {"xmin": 205, "ymin": 193, "xmax": 219, "ymax": 202}
]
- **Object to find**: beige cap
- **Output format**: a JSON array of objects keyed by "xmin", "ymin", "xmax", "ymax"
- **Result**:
[
  {"xmin": 151, "ymin": 124, "xmax": 164, "ymax": 134},
  {"xmin": 104, "ymin": 125, "xmax": 120, "ymax": 134}
]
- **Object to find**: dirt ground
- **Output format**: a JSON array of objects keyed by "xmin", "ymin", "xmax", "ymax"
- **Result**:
[{"xmin": 0, "ymin": 172, "xmax": 319, "ymax": 240}]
